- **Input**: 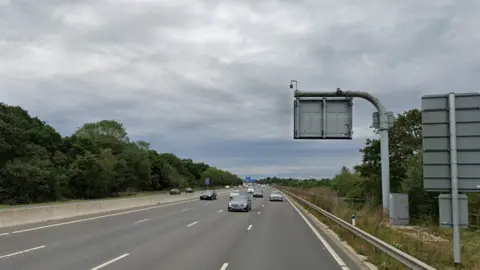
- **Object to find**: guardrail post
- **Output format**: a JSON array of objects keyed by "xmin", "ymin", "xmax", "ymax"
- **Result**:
[{"xmin": 351, "ymin": 214, "xmax": 356, "ymax": 226}]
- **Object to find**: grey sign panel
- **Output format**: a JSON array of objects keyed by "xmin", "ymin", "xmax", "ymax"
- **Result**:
[
  {"xmin": 422, "ymin": 93, "xmax": 480, "ymax": 192},
  {"xmin": 372, "ymin": 111, "xmax": 395, "ymax": 129},
  {"xmin": 294, "ymin": 97, "xmax": 353, "ymax": 139},
  {"xmin": 438, "ymin": 194, "xmax": 469, "ymax": 228}
]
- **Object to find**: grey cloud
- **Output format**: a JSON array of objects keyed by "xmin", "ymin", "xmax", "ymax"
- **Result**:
[{"xmin": 1, "ymin": 0, "xmax": 479, "ymax": 178}]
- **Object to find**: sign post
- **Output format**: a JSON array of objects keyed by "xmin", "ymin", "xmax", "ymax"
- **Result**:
[
  {"xmin": 421, "ymin": 92, "xmax": 480, "ymax": 265},
  {"xmin": 205, "ymin": 177, "xmax": 210, "ymax": 190},
  {"xmin": 291, "ymin": 84, "xmax": 393, "ymax": 214}
]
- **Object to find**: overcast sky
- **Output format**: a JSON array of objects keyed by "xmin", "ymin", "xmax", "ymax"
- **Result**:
[{"xmin": 1, "ymin": 0, "xmax": 479, "ymax": 180}]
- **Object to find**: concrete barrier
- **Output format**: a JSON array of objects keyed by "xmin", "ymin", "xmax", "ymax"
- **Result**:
[{"xmin": 0, "ymin": 189, "xmax": 228, "ymax": 228}]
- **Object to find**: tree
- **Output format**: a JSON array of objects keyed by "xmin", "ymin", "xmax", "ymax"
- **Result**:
[
  {"xmin": 74, "ymin": 120, "xmax": 129, "ymax": 142},
  {"xmin": 0, "ymin": 102, "xmax": 242, "ymax": 205},
  {"xmin": 257, "ymin": 177, "xmax": 332, "ymax": 188},
  {"xmin": 352, "ymin": 109, "xmax": 422, "ymax": 204}
]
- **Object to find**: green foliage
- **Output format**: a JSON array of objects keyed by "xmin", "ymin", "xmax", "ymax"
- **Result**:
[
  {"xmin": 0, "ymin": 102, "xmax": 242, "ymax": 204},
  {"xmin": 325, "ymin": 108, "xmax": 443, "ymax": 221},
  {"xmin": 257, "ymin": 177, "xmax": 332, "ymax": 188}
]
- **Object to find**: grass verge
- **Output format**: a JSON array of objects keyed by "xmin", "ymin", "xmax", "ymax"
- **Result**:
[
  {"xmin": 281, "ymin": 187, "xmax": 480, "ymax": 270},
  {"xmin": 0, "ymin": 190, "xmax": 169, "ymax": 209}
]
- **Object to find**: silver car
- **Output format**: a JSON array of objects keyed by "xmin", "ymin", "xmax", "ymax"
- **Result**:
[
  {"xmin": 229, "ymin": 190, "xmax": 240, "ymax": 199},
  {"xmin": 228, "ymin": 195, "xmax": 252, "ymax": 212},
  {"xmin": 269, "ymin": 190, "xmax": 283, "ymax": 201}
]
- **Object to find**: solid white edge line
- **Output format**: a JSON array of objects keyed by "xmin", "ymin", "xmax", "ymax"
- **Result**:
[
  {"xmin": 220, "ymin": 262, "xmax": 229, "ymax": 270},
  {"xmin": 135, "ymin": 219, "xmax": 148, "ymax": 223},
  {"xmin": 0, "ymin": 245, "xmax": 46, "ymax": 259},
  {"xmin": 0, "ymin": 233, "xmax": 9, "ymax": 236},
  {"xmin": 10, "ymin": 195, "xmax": 220, "ymax": 234},
  {"xmin": 285, "ymin": 196, "xmax": 350, "ymax": 270},
  {"xmin": 247, "ymin": 224, "xmax": 252, "ymax": 231},
  {"xmin": 187, "ymin": 221, "xmax": 198, "ymax": 227},
  {"xmin": 91, "ymin": 253, "xmax": 129, "ymax": 270}
]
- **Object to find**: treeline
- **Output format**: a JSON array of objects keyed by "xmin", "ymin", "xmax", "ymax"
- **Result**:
[
  {"xmin": 257, "ymin": 177, "xmax": 332, "ymax": 188},
  {"xmin": 277, "ymin": 108, "xmax": 480, "ymax": 221},
  {"xmin": 0, "ymin": 103, "xmax": 242, "ymax": 205}
]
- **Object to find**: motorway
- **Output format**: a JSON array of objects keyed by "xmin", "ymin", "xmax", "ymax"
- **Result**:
[{"xmin": 0, "ymin": 188, "xmax": 358, "ymax": 270}]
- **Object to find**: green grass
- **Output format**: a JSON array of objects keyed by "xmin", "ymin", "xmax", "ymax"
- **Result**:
[{"xmin": 282, "ymin": 187, "xmax": 480, "ymax": 270}]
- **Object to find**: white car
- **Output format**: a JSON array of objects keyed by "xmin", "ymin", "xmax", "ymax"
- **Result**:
[
  {"xmin": 225, "ymin": 185, "xmax": 230, "ymax": 189},
  {"xmin": 269, "ymin": 190, "xmax": 283, "ymax": 201},
  {"xmin": 247, "ymin": 187, "xmax": 255, "ymax": 193},
  {"xmin": 229, "ymin": 190, "xmax": 240, "ymax": 198}
]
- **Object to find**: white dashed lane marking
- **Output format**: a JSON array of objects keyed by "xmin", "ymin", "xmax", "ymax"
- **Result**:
[
  {"xmin": 0, "ymin": 245, "xmax": 46, "ymax": 259},
  {"xmin": 91, "ymin": 253, "xmax": 129, "ymax": 270},
  {"xmin": 187, "ymin": 221, "xmax": 198, "ymax": 227},
  {"xmin": 135, "ymin": 219, "xmax": 148, "ymax": 224}
]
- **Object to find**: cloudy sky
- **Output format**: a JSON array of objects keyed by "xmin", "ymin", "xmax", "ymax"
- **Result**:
[{"xmin": 1, "ymin": 0, "xmax": 479, "ymax": 179}]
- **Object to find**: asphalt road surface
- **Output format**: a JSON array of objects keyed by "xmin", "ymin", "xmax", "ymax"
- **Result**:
[{"xmin": 0, "ymin": 188, "xmax": 358, "ymax": 270}]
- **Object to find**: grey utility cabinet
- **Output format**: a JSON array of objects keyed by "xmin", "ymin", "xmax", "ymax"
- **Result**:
[{"xmin": 389, "ymin": 193, "xmax": 410, "ymax": 225}]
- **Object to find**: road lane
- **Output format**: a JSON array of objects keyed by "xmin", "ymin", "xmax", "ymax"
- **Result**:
[
  {"xmin": 0, "ymin": 190, "xmax": 226, "ymax": 233},
  {"xmin": 224, "ymin": 196, "xmax": 346, "ymax": 270},
  {"xmin": 0, "ymin": 187, "xmax": 360, "ymax": 270},
  {"xmin": 114, "ymin": 194, "xmax": 266, "ymax": 270},
  {"xmin": 0, "ymin": 191, "xmax": 225, "ymax": 255},
  {"xmin": 0, "ymin": 194, "xmax": 228, "ymax": 270}
]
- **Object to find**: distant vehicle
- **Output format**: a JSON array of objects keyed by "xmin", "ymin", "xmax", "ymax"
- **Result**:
[
  {"xmin": 200, "ymin": 190, "xmax": 217, "ymax": 200},
  {"xmin": 169, "ymin": 188, "xmax": 181, "ymax": 195},
  {"xmin": 247, "ymin": 186, "xmax": 255, "ymax": 193},
  {"xmin": 185, "ymin": 187, "xmax": 193, "ymax": 193},
  {"xmin": 225, "ymin": 185, "xmax": 230, "ymax": 189},
  {"xmin": 253, "ymin": 190, "xmax": 263, "ymax": 198},
  {"xmin": 229, "ymin": 189, "xmax": 240, "ymax": 199},
  {"xmin": 228, "ymin": 194, "xmax": 252, "ymax": 212},
  {"xmin": 269, "ymin": 190, "xmax": 283, "ymax": 201}
]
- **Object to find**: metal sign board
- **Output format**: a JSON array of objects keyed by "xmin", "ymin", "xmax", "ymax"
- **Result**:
[
  {"xmin": 372, "ymin": 111, "xmax": 395, "ymax": 129},
  {"xmin": 205, "ymin": 178, "xmax": 210, "ymax": 185},
  {"xmin": 438, "ymin": 194, "xmax": 469, "ymax": 228},
  {"xmin": 293, "ymin": 97, "xmax": 353, "ymax": 139},
  {"xmin": 422, "ymin": 93, "xmax": 480, "ymax": 192}
]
